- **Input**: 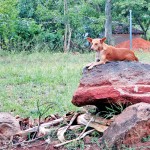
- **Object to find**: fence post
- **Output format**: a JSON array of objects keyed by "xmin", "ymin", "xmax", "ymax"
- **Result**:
[{"xmin": 129, "ymin": 10, "xmax": 132, "ymax": 50}]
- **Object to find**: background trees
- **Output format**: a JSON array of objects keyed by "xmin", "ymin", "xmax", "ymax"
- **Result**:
[
  {"xmin": 0, "ymin": 0, "xmax": 149, "ymax": 52},
  {"xmin": 0, "ymin": 0, "xmax": 18, "ymax": 45},
  {"xmin": 113, "ymin": 0, "xmax": 150, "ymax": 40}
]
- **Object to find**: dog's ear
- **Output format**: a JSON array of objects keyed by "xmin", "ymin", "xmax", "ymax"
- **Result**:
[
  {"xmin": 87, "ymin": 37, "xmax": 93, "ymax": 43},
  {"xmin": 100, "ymin": 37, "xmax": 106, "ymax": 43}
]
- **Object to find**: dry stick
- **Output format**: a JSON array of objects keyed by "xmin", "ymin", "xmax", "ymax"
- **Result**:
[
  {"xmin": 12, "ymin": 135, "xmax": 45, "ymax": 147},
  {"xmin": 54, "ymin": 129, "xmax": 95, "ymax": 148},
  {"xmin": 14, "ymin": 114, "xmax": 78, "ymax": 147},
  {"xmin": 78, "ymin": 117, "xmax": 94, "ymax": 138},
  {"xmin": 26, "ymin": 141, "xmax": 46, "ymax": 148},
  {"xmin": 55, "ymin": 115, "xmax": 96, "ymax": 148},
  {"xmin": 12, "ymin": 127, "xmax": 58, "ymax": 148},
  {"xmin": 13, "ymin": 141, "xmax": 46, "ymax": 149},
  {"xmin": 17, "ymin": 117, "xmax": 64, "ymax": 136},
  {"xmin": 57, "ymin": 112, "xmax": 79, "ymax": 142},
  {"xmin": 66, "ymin": 112, "xmax": 79, "ymax": 130}
]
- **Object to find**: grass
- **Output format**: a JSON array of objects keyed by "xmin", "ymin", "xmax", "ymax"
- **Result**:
[
  {"xmin": 0, "ymin": 50, "xmax": 95, "ymax": 117},
  {"xmin": 0, "ymin": 50, "xmax": 149, "ymax": 118}
]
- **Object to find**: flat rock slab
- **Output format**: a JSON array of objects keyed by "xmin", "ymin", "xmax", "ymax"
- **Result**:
[
  {"xmin": 72, "ymin": 61, "xmax": 150, "ymax": 107},
  {"xmin": 100, "ymin": 102, "xmax": 150, "ymax": 149}
]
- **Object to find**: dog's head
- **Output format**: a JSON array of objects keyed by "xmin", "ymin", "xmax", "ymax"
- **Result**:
[{"xmin": 87, "ymin": 37, "xmax": 106, "ymax": 51}]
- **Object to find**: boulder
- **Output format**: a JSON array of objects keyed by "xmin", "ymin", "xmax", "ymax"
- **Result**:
[
  {"xmin": 0, "ymin": 112, "xmax": 20, "ymax": 146},
  {"xmin": 72, "ymin": 61, "xmax": 150, "ymax": 107},
  {"xmin": 100, "ymin": 102, "xmax": 150, "ymax": 149}
]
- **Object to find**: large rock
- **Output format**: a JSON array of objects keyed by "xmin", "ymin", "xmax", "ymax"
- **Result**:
[
  {"xmin": 0, "ymin": 112, "xmax": 20, "ymax": 146},
  {"xmin": 100, "ymin": 102, "xmax": 150, "ymax": 149},
  {"xmin": 72, "ymin": 61, "xmax": 150, "ymax": 107}
]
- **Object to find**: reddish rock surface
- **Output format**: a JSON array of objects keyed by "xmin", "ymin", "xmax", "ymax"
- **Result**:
[
  {"xmin": 72, "ymin": 61, "xmax": 150, "ymax": 107},
  {"xmin": 100, "ymin": 102, "xmax": 150, "ymax": 149}
]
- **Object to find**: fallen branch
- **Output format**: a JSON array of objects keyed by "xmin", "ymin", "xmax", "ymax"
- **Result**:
[
  {"xmin": 57, "ymin": 113, "xmax": 79, "ymax": 142},
  {"xmin": 84, "ymin": 113, "xmax": 114, "ymax": 126},
  {"xmin": 12, "ymin": 135, "xmax": 45, "ymax": 147},
  {"xmin": 17, "ymin": 117, "xmax": 64, "ymax": 136},
  {"xmin": 79, "ymin": 117, "xmax": 94, "ymax": 138},
  {"xmin": 77, "ymin": 114, "xmax": 108, "ymax": 132},
  {"xmin": 25, "ymin": 141, "xmax": 46, "ymax": 148},
  {"xmin": 54, "ymin": 129, "xmax": 95, "ymax": 148}
]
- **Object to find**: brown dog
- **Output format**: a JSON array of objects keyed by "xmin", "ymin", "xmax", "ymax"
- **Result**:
[{"xmin": 86, "ymin": 37, "xmax": 138, "ymax": 69}]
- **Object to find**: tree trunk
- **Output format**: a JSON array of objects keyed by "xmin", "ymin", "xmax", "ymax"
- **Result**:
[
  {"xmin": 64, "ymin": 24, "xmax": 68, "ymax": 53},
  {"xmin": 64, "ymin": 0, "xmax": 67, "ymax": 52},
  {"xmin": 105, "ymin": 0, "xmax": 113, "ymax": 45},
  {"xmin": 66, "ymin": 24, "xmax": 72, "ymax": 51},
  {"xmin": 136, "ymin": 17, "xmax": 148, "ymax": 40},
  {"xmin": 63, "ymin": 0, "xmax": 71, "ymax": 53},
  {"xmin": 143, "ymin": 31, "xmax": 147, "ymax": 40}
]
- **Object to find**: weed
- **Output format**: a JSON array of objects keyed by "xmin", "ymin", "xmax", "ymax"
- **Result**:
[
  {"xmin": 65, "ymin": 140, "xmax": 85, "ymax": 150},
  {"xmin": 141, "ymin": 135, "xmax": 150, "ymax": 143},
  {"xmin": 97, "ymin": 102, "xmax": 130, "ymax": 119}
]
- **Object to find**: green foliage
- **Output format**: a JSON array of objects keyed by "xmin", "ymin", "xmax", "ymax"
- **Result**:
[
  {"xmin": 113, "ymin": 0, "xmax": 150, "ymax": 39},
  {"xmin": 0, "ymin": 0, "xmax": 18, "ymax": 43},
  {"xmin": 141, "ymin": 135, "xmax": 150, "ymax": 142},
  {"xmin": 0, "ymin": 0, "xmax": 149, "ymax": 51},
  {"xmin": 0, "ymin": 0, "xmax": 106, "ymax": 51},
  {"xmin": 18, "ymin": 0, "xmax": 37, "ymax": 19},
  {"xmin": 100, "ymin": 103, "xmax": 129, "ymax": 119},
  {"xmin": 17, "ymin": 18, "xmax": 42, "ymax": 40}
]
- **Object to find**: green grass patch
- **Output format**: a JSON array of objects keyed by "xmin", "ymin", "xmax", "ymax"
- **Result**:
[
  {"xmin": 141, "ymin": 135, "xmax": 150, "ymax": 143},
  {"xmin": 0, "ymin": 51, "xmax": 95, "ymax": 117}
]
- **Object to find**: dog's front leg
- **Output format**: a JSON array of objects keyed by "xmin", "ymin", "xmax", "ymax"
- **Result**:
[
  {"xmin": 88, "ymin": 61, "xmax": 106, "ymax": 69},
  {"xmin": 88, "ymin": 54, "xmax": 107, "ymax": 69},
  {"xmin": 86, "ymin": 62, "xmax": 95, "ymax": 67},
  {"xmin": 86, "ymin": 51, "xmax": 100, "ymax": 68},
  {"xmin": 95, "ymin": 51, "xmax": 100, "ymax": 62}
]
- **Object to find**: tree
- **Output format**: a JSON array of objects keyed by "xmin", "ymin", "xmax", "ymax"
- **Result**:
[
  {"xmin": 0, "ymin": 0, "xmax": 18, "ymax": 44},
  {"xmin": 18, "ymin": 0, "xmax": 37, "ymax": 19},
  {"xmin": 113, "ymin": 0, "xmax": 150, "ymax": 40},
  {"xmin": 105, "ymin": 0, "xmax": 113, "ymax": 44},
  {"xmin": 63, "ymin": 0, "xmax": 72, "ymax": 52}
]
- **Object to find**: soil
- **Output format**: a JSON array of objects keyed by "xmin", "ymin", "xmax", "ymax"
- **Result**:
[
  {"xmin": 12, "ymin": 137, "xmax": 102, "ymax": 150},
  {"xmin": 115, "ymin": 38, "xmax": 150, "ymax": 51}
]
